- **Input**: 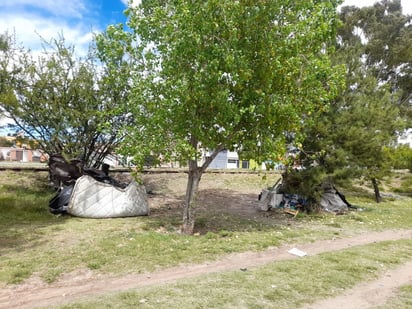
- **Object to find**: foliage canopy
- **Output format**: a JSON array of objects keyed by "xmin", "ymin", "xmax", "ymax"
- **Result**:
[
  {"xmin": 97, "ymin": 0, "xmax": 344, "ymax": 233},
  {"xmin": 296, "ymin": 0, "xmax": 410, "ymax": 202},
  {"xmin": 0, "ymin": 33, "xmax": 129, "ymax": 167}
]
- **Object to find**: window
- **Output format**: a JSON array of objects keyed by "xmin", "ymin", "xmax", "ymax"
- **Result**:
[{"xmin": 241, "ymin": 160, "xmax": 249, "ymax": 169}]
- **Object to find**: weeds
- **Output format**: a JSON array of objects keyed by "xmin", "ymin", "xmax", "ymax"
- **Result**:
[
  {"xmin": 54, "ymin": 239, "xmax": 412, "ymax": 309},
  {"xmin": 1, "ymin": 169, "xmax": 411, "ymax": 288}
]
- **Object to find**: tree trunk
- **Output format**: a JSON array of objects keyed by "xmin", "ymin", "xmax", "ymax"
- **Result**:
[
  {"xmin": 371, "ymin": 177, "xmax": 381, "ymax": 203},
  {"xmin": 181, "ymin": 160, "xmax": 202, "ymax": 235},
  {"xmin": 180, "ymin": 143, "xmax": 225, "ymax": 235}
]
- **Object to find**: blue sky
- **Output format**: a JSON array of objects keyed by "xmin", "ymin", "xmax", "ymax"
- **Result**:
[
  {"xmin": 0, "ymin": 0, "xmax": 137, "ymax": 55},
  {"xmin": 0, "ymin": 0, "xmax": 411, "ymax": 58},
  {"xmin": 0, "ymin": 0, "xmax": 411, "ymax": 129},
  {"xmin": 1, "ymin": 0, "xmax": 411, "ymax": 55}
]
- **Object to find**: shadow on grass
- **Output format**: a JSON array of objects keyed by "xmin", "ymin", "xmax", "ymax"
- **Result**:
[{"xmin": 0, "ymin": 171, "xmax": 69, "ymax": 252}]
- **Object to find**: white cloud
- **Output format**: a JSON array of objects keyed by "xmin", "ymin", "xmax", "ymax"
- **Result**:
[
  {"xmin": 0, "ymin": 14, "xmax": 95, "ymax": 57},
  {"xmin": 1, "ymin": 0, "xmax": 410, "ymax": 59},
  {"xmin": 0, "ymin": 0, "xmax": 101, "ymax": 56},
  {"xmin": 0, "ymin": 0, "xmax": 87, "ymax": 19},
  {"xmin": 3, "ymin": 15, "xmax": 90, "ymax": 43},
  {"xmin": 341, "ymin": 0, "xmax": 412, "ymax": 15},
  {"xmin": 124, "ymin": 0, "xmax": 142, "ymax": 8}
]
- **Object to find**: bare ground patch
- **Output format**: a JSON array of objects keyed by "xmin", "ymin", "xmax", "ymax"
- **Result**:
[{"xmin": 1, "ymin": 171, "xmax": 411, "ymax": 308}]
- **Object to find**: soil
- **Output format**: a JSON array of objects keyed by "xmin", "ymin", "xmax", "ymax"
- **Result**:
[
  {"xmin": 1, "ymin": 172, "xmax": 411, "ymax": 308},
  {"xmin": 1, "ymin": 230, "xmax": 411, "ymax": 309}
]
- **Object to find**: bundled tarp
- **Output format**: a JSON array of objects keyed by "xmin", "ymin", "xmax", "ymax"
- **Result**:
[
  {"xmin": 48, "ymin": 154, "xmax": 149, "ymax": 218},
  {"xmin": 318, "ymin": 183, "xmax": 349, "ymax": 213}
]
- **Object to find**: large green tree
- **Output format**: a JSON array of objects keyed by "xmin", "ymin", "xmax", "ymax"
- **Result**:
[
  {"xmin": 296, "ymin": 0, "xmax": 408, "ymax": 202},
  {"xmin": 360, "ymin": 0, "xmax": 412, "ymax": 117},
  {"xmin": 0, "ymin": 33, "xmax": 129, "ymax": 167},
  {"xmin": 339, "ymin": 0, "xmax": 411, "ymax": 119},
  {"xmin": 97, "ymin": 0, "xmax": 344, "ymax": 234}
]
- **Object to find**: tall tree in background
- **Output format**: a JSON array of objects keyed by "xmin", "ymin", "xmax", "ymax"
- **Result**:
[
  {"xmin": 297, "ymin": 0, "xmax": 408, "ymax": 202},
  {"xmin": 97, "ymin": 0, "xmax": 344, "ymax": 233},
  {"xmin": 338, "ymin": 0, "xmax": 411, "ymax": 119},
  {"xmin": 358, "ymin": 0, "xmax": 412, "ymax": 119},
  {"xmin": 0, "ymin": 33, "xmax": 130, "ymax": 167}
]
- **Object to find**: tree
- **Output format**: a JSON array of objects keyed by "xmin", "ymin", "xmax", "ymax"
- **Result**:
[
  {"xmin": 339, "ymin": 1, "xmax": 411, "ymax": 122},
  {"xmin": 0, "ymin": 33, "xmax": 16, "ymax": 123},
  {"xmin": 385, "ymin": 144, "xmax": 412, "ymax": 171},
  {"xmin": 97, "ymin": 0, "xmax": 344, "ymax": 234},
  {"xmin": 0, "ymin": 33, "xmax": 129, "ymax": 167},
  {"xmin": 296, "ymin": 0, "xmax": 407, "ymax": 203},
  {"xmin": 0, "ymin": 136, "xmax": 13, "ymax": 147},
  {"xmin": 359, "ymin": 0, "xmax": 412, "ymax": 119},
  {"xmin": 299, "ymin": 73, "xmax": 401, "ymax": 202}
]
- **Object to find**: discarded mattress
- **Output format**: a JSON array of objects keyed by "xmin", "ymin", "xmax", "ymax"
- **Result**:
[{"xmin": 66, "ymin": 175, "xmax": 149, "ymax": 218}]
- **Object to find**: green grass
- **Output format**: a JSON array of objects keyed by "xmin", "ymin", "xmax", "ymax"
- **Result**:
[
  {"xmin": 0, "ymin": 171, "xmax": 54, "ymax": 223},
  {"xmin": 51, "ymin": 239, "xmax": 412, "ymax": 309},
  {"xmin": 0, "ymin": 213, "xmax": 332, "ymax": 284},
  {"xmin": 1, "ymin": 169, "xmax": 412, "ymax": 290},
  {"xmin": 393, "ymin": 174, "xmax": 412, "ymax": 195}
]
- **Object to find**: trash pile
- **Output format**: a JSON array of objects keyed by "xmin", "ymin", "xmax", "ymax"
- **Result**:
[
  {"xmin": 48, "ymin": 154, "xmax": 149, "ymax": 218},
  {"xmin": 258, "ymin": 178, "xmax": 352, "ymax": 215}
]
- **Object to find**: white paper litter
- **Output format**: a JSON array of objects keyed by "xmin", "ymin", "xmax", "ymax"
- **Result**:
[{"xmin": 288, "ymin": 247, "xmax": 307, "ymax": 257}]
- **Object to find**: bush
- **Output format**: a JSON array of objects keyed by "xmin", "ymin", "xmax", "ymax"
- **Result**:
[
  {"xmin": 0, "ymin": 136, "xmax": 14, "ymax": 147},
  {"xmin": 386, "ymin": 145, "xmax": 412, "ymax": 171}
]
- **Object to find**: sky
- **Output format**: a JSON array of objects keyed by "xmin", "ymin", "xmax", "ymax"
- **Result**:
[
  {"xmin": 0, "ymin": 0, "xmax": 411, "ymax": 57},
  {"xmin": 0, "ymin": 0, "xmax": 133, "ymax": 56},
  {"xmin": 0, "ymin": 0, "xmax": 411, "ymax": 129}
]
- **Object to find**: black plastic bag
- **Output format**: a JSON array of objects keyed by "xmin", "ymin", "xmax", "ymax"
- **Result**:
[{"xmin": 49, "ymin": 185, "xmax": 74, "ymax": 214}]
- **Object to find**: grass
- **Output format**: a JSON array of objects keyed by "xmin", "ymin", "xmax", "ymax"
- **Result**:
[
  {"xmin": 51, "ymin": 239, "xmax": 412, "ymax": 309},
  {"xmin": 376, "ymin": 284, "xmax": 412, "ymax": 309},
  {"xmin": 0, "ymin": 171, "xmax": 53, "ymax": 220},
  {"xmin": 1, "ymin": 169, "xmax": 412, "ymax": 307},
  {"xmin": 382, "ymin": 170, "xmax": 412, "ymax": 196}
]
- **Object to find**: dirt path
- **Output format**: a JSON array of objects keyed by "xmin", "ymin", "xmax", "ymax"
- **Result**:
[
  {"xmin": 302, "ymin": 260, "xmax": 412, "ymax": 309},
  {"xmin": 1, "ymin": 229, "xmax": 411, "ymax": 309}
]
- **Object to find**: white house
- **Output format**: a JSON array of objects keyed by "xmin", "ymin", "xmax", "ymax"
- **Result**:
[{"xmin": 203, "ymin": 149, "xmax": 249, "ymax": 169}]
